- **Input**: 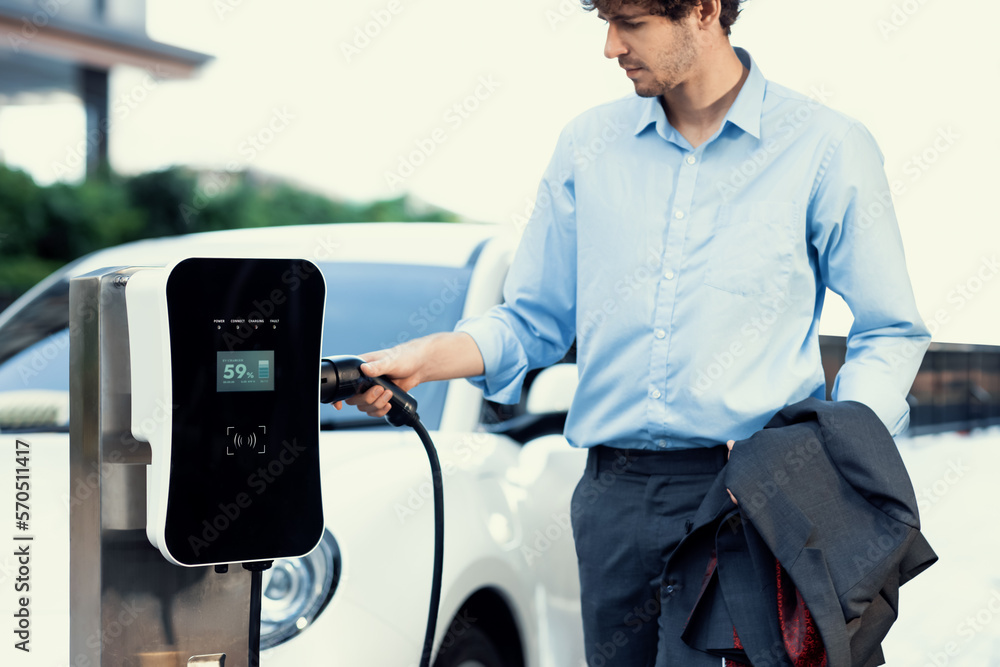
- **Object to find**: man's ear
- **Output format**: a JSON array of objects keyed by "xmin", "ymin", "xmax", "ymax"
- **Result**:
[{"xmin": 694, "ymin": 0, "xmax": 724, "ymax": 31}]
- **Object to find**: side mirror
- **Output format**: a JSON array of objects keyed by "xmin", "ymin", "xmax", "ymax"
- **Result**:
[
  {"xmin": 526, "ymin": 363, "xmax": 578, "ymax": 414},
  {"xmin": 485, "ymin": 363, "xmax": 578, "ymax": 444},
  {"xmin": 0, "ymin": 389, "xmax": 70, "ymax": 431}
]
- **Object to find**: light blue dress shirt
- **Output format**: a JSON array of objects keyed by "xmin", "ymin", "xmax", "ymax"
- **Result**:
[{"xmin": 456, "ymin": 48, "xmax": 930, "ymax": 450}]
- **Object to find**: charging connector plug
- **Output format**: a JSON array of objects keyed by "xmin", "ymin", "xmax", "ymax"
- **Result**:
[{"xmin": 320, "ymin": 355, "xmax": 419, "ymax": 427}]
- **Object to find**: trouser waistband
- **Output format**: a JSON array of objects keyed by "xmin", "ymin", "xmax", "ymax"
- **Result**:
[{"xmin": 587, "ymin": 444, "xmax": 729, "ymax": 478}]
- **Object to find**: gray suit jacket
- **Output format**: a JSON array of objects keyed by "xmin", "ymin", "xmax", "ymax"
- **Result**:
[{"xmin": 659, "ymin": 398, "xmax": 937, "ymax": 666}]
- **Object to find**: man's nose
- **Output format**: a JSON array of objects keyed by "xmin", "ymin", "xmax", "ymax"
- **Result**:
[{"xmin": 604, "ymin": 25, "xmax": 627, "ymax": 59}]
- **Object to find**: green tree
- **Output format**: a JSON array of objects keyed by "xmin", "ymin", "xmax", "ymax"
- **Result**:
[{"xmin": 0, "ymin": 164, "xmax": 460, "ymax": 309}]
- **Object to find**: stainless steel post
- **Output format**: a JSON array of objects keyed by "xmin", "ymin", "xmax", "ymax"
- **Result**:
[{"xmin": 69, "ymin": 268, "xmax": 253, "ymax": 667}]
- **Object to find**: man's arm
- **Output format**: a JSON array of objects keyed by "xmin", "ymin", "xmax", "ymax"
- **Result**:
[{"xmin": 808, "ymin": 122, "xmax": 930, "ymax": 436}]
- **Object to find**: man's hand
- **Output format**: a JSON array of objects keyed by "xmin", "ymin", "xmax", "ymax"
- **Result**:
[
  {"xmin": 332, "ymin": 339, "xmax": 427, "ymax": 419},
  {"xmin": 725, "ymin": 439, "xmax": 737, "ymax": 505},
  {"xmin": 333, "ymin": 332, "xmax": 485, "ymax": 419}
]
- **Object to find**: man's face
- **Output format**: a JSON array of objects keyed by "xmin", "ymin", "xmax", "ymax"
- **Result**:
[{"xmin": 598, "ymin": 4, "xmax": 700, "ymax": 98}]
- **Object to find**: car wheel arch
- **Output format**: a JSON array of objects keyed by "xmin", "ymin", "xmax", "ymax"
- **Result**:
[{"xmin": 435, "ymin": 586, "xmax": 526, "ymax": 667}]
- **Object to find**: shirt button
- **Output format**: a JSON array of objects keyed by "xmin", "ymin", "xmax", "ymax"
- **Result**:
[
  {"xmin": 650, "ymin": 389, "xmax": 662, "ymax": 400},
  {"xmin": 654, "ymin": 328, "xmax": 666, "ymax": 339},
  {"xmin": 674, "ymin": 210, "xmax": 684, "ymax": 219},
  {"xmin": 664, "ymin": 270, "xmax": 675, "ymax": 280},
  {"xmin": 656, "ymin": 439, "xmax": 668, "ymax": 448},
  {"xmin": 686, "ymin": 155, "xmax": 696, "ymax": 165}
]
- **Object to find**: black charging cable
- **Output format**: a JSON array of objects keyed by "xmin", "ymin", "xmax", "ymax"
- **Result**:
[
  {"xmin": 410, "ymin": 418, "xmax": 445, "ymax": 667},
  {"xmin": 243, "ymin": 560, "xmax": 273, "ymax": 667},
  {"xmin": 320, "ymin": 356, "xmax": 443, "ymax": 667}
]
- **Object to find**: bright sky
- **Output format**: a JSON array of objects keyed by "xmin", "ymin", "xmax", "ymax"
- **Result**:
[{"xmin": 6, "ymin": 0, "xmax": 999, "ymax": 344}]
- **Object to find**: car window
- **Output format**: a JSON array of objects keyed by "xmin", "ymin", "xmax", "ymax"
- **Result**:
[
  {"xmin": 0, "ymin": 262, "xmax": 474, "ymax": 432},
  {"xmin": 0, "ymin": 280, "xmax": 70, "ymax": 368},
  {"xmin": 0, "ymin": 328, "xmax": 70, "ymax": 393}
]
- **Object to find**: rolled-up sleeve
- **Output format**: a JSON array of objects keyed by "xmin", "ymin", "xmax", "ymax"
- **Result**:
[
  {"xmin": 808, "ymin": 122, "xmax": 931, "ymax": 436},
  {"xmin": 455, "ymin": 126, "xmax": 578, "ymax": 404}
]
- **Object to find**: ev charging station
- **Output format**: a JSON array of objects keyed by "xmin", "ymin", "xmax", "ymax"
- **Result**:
[
  {"xmin": 124, "ymin": 258, "xmax": 326, "ymax": 567},
  {"xmin": 69, "ymin": 257, "xmax": 442, "ymax": 666}
]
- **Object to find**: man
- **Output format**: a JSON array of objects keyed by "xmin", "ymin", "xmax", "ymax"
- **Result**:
[{"xmin": 337, "ymin": 1, "xmax": 930, "ymax": 664}]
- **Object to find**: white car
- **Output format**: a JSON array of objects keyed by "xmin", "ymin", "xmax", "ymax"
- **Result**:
[{"xmin": 0, "ymin": 222, "xmax": 588, "ymax": 667}]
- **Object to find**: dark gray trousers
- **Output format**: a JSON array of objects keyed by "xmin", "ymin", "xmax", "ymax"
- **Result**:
[{"xmin": 570, "ymin": 445, "xmax": 729, "ymax": 667}]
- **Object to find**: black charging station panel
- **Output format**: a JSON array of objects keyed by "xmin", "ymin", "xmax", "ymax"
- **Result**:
[{"xmin": 163, "ymin": 258, "xmax": 325, "ymax": 565}]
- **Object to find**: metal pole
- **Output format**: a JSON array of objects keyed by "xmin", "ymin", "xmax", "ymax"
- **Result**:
[{"xmin": 69, "ymin": 268, "xmax": 253, "ymax": 667}]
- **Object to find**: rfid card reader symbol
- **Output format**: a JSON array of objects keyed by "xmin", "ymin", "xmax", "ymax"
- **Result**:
[{"xmin": 226, "ymin": 425, "xmax": 267, "ymax": 455}]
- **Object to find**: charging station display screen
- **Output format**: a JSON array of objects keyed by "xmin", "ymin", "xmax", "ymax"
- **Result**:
[{"xmin": 217, "ymin": 350, "xmax": 274, "ymax": 392}]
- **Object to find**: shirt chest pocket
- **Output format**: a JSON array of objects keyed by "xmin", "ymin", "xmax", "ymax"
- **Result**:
[{"xmin": 702, "ymin": 202, "xmax": 799, "ymax": 297}]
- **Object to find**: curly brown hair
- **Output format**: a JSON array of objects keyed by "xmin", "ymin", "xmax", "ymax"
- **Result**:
[{"xmin": 582, "ymin": 0, "xmax": 744, "ymax": 36}]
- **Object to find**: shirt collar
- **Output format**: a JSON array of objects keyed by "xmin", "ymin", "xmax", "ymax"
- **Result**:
[{"xmin": 633, "ymin": 47, "xmax": 766, "ymax": 142}]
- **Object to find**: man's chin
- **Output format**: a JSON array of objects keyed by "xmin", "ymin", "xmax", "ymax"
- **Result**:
[{"xmin": 627, "ymin": 74, "xmax": 665, "ymax": 98}]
